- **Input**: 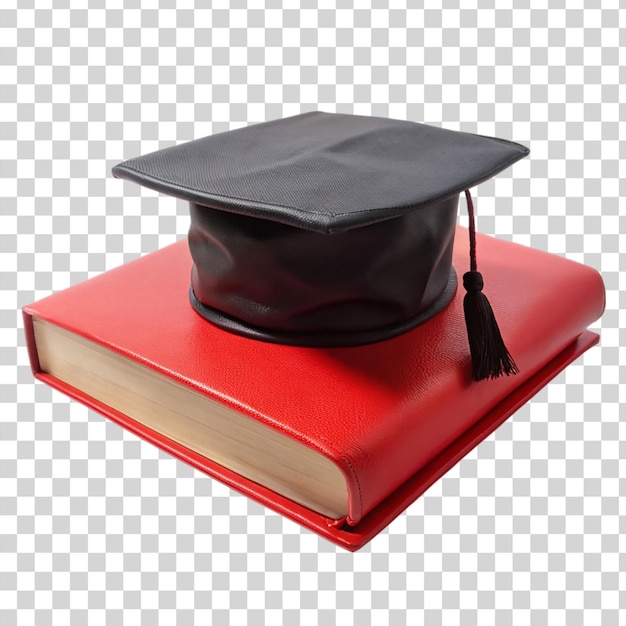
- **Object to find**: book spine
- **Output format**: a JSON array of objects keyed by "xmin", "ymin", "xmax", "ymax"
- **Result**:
[{"xmin": 22, "ymin": 309, "xmax": 41, "ymax": 375}]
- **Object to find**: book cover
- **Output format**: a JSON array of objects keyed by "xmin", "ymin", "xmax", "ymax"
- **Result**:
[{"xmin": 23, "ymin": 227, "xmax": 605, "ymax": 550}]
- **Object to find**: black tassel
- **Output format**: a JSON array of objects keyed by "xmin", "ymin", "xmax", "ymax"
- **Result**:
[
  {"xmin": 463, "ymin": 271, "xmax": 519, "ymax": 380},
  {"xmin": 462, "ymin": 190, "xmax": 519, "ymax": 381}
]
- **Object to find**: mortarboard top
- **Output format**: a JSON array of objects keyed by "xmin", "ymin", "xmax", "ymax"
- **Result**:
[{"xmin": 113, "ymin": 111, "xmax": 530, "ymax": 380}]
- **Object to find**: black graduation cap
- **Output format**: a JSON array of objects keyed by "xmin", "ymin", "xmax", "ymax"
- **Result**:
[{"xmin": 112, "ymin": 111, "xmax": 529, "ymax": 381}]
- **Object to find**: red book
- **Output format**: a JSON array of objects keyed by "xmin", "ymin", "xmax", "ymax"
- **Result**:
[{"xmin": 23, "ymin": 227, "xmax": 604, "ymax": 551}]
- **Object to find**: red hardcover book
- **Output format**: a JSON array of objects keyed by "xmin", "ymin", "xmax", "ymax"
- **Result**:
[{"xmin": 23, "ymin": 227, "xmax": 605, "ymax": 551}]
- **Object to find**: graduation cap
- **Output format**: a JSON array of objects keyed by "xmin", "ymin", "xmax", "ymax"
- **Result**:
[{"xmin": 112, "ymin": 111, "xmax": 529, "ymax": 381}]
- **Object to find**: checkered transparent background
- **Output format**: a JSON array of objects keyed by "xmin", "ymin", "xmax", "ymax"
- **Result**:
[{"xmin": 2, "ymin": 2, "xmax": 624, "ymax": 624}]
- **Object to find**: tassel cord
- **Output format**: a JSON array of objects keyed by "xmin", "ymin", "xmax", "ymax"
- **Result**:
[{"xmin": 465, "ymin": 190, "xmax": 478, "ymax": 273}]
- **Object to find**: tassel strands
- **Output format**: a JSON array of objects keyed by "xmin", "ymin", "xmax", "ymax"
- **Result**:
[{"xmin": 462, "ymin": 189, "xmax": 519, "ymax": 381}]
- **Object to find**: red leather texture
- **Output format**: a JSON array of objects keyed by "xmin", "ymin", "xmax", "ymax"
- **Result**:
[{"xmin": 23, "ymin": 227, "xmax": 605, "ymax": 550}]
